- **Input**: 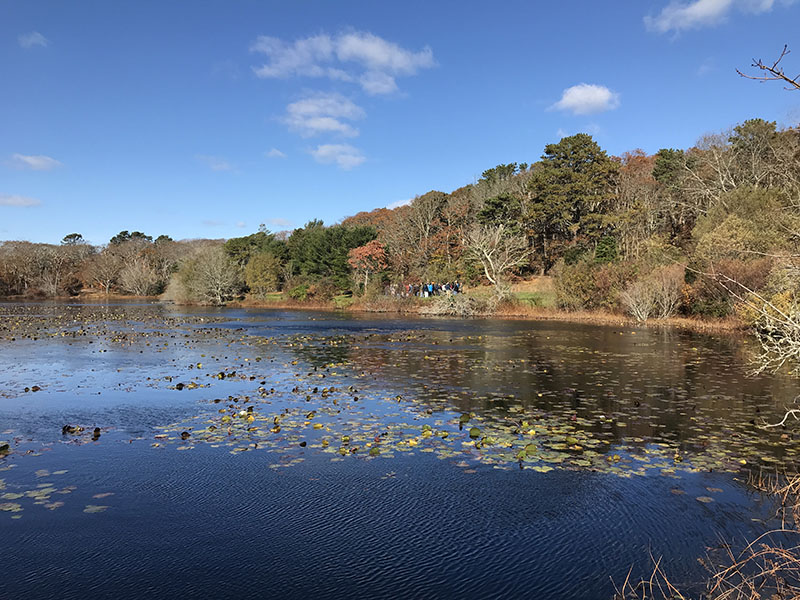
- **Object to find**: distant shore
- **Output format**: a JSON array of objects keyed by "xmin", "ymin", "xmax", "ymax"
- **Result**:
[
  {"xmin": 1, "ymin": 289, "xmax": 745, "ymax": 335},
  {"xmin": 228, "ymin": 294, "xmax": 744, "ymax": 334}
]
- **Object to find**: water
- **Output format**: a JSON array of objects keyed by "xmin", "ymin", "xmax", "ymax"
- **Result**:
[{"xmin": 0, "ymin": 301, "xmax": 798, "ymax": 599}]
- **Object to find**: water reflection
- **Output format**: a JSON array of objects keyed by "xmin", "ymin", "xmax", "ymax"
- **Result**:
[{"xmin": 1, "ymin": 302, "xmax": 799, "ymax": 600}]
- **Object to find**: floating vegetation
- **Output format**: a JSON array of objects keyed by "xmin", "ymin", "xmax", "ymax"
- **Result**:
[
  {"xmin": 1, "ymin": 302, "xmax": 799, "ymax": 522},
  {"xmin": 0, "ymin": 468, "xmax": 88, "ymax": 520},
  {"xmin": 147, "ymin": 329, "xmax": 800, "ymax": 481}
]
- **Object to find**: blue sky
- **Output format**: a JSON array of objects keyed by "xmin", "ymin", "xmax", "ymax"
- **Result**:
[{"xmin": 2, "ymin": 0, "xmax": 798, "ymax": 244}]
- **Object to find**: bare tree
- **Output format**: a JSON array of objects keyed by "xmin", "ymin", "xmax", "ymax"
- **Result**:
[
  {"xmin": 614, "ymin": 151, "xmax": 667, "ymax": 259},
  {"xmin": 620, "ymin": 264, "xmax": 684, "ymax": 322},
  {"xmin": 754, "ymin": 301, "xmax": 800, "ymax": 376},
  {"xmin": 407, "ymin": 191, "xmax": 446, "ymax": 263},
  {"xmin": 85, "ymin": 251, "xmax": 122, "ymax": 293},
  {"xmin": 0, "ymin": 242, "xmax": 38, "ymax": 294},
  {"xmin": 179, "ymin": 246, "xmax": 241, "ymax": 305},
  {"xmin": 695, "ymin": 266, "xmax": 800, "ymax": 376},
  {"xmin": 382, "ymin": 205, "xmax": 419, "ymax": 278},
  {"xmin": 467, "ymin": 224, "xmax": 530, "ymax": 291},
  {"xmin": 119, "ymin": 256, "xmax": 158, "ymax": 296},
  {"xmin": 148, "ymin": 240, "xmax": 180, "ymax": 284},
  {"xmin": 41, "ymin": 245, "xmax": 87, "ymax": 296}
]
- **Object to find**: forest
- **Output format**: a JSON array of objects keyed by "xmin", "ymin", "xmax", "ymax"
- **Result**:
[{"xmin": 2, "ymin": 116, "xmax": 798, "ymax": 332}]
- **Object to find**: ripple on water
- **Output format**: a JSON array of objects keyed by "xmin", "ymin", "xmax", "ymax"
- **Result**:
[{"xmin": 0, "ymin": 303, "xmax": 793, "ymax": 599}]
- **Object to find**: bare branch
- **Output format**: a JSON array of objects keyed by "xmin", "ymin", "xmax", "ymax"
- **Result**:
[
  {"xmin": 466, "ymin": 224, "xmax": 530, "ymax": 289},
  {"xmin": 761, "ymin": 406, "xmax": 800, "ymax": 429},
  {"xmin": 737, "ymin": 45, "xmax": 800, "ymax": 91},
  {"xmin": 686, "ymin": 265, "xmax": 800, "ymax": 377}
]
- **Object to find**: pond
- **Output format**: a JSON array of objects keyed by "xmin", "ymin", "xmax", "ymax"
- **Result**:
[{"xmin": 1, "ymin": 301, "xmax": 798, "ymax": 599}]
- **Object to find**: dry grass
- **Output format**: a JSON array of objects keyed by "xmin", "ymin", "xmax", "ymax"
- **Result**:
[
  {"xmin": 230, "ymin": 289, "xmax": 744, "ymax": 334},
  {"xmin": 615, "ymin": 472, "xmax": 800, "ymax": 600},
  {"xmin": 490, "ymin": 302, "xmax": 744, "ymax": 333},
  {"xmin": 510, "ymin": 276, "xmax": 555, "ymax": 294},
  {"xmin": 227, "ymin": 295, "xmax": 343, "ymax": 311}
]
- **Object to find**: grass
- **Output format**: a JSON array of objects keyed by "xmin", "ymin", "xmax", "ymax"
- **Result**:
[
  {"xmin": 259, "ymin": 292, "xmax": 284, "ymax": 303},
  {"xmin": 332, "ymin": 294, "xmax": 355, "ymax": 309},
  {"xmin": 513, "ymin": 290, "xmax": 557, "ymax": 309},
  {"xmin": 456, "ymin": 286, "xmax": 557, "ymax": 309}
]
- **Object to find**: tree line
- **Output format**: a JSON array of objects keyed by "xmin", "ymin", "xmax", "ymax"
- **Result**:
[{"xmin": 1, "ymin": 116, "xmax": 798, "ymax": 327}]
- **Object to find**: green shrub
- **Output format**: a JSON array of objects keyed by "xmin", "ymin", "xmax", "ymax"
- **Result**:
[
  {"xmin": 288, "ymin": 284, "xmax": 309, "ymax": 301},
  {"xmin": 307, "ymin": 278, "xmax": 338, "ymax": 301},
  {"xmin": 563, "ymin": 244, "xmax": 589, "ymax": 266},
  {"xmin": 555, "ymin": 258, "xmax": 636, "ymax": 311},
  {"xmin": 244, "ymin": 252, "xmax": 282, "ymax": 298},
  {"xmin": 554, "ymin": 259, "xmax": 596, "ymax": 310},
  {"xmin": 594, "ymin": 236, "xmax": 618, "ymax": 264}
]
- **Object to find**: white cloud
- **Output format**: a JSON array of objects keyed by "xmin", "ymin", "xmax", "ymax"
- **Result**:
[
  {"xmin": 284, "ymin": 93, "xmax": 364, "ymax": 138},
  {"xmin": 386, "ymin": 198, "xmax": 412, "ymax": 209},
  {"xmin": 18, "ymin": 32, "xmax": 49, "ymax": 49},
  {"xmin": 196, "ymin": 155, "xmax": 234, "ymax": 171},
  {"xmin": 265, "ymin": 148, "xmax": 286, "ymax": 158},
  {"xmin": 551, "ymin": 84, "xmax": 620, "ymax": 115},
  {"xmin": 250, "ymin": 34, "xmax": 335, "ymax": 78},
  {"xmin": 9, "ymin": 154, "xmax": 62, "ymax": 170},
  {"xmin": 264, "ymin": 217, "xmax": 293, "ymax": 228},
  {"xmin": 0, "ymin": 194, "xmax": 41, "ymax": 207},
  {"xmin": 360, "ymin": 71, "xmax": 398, "ymax": 95},
  {"xmin": 310, "ymin": 144, "xmax": 365, "ymax": 170},
  {"xmin": 235, "ymin": 221, "xmax": 247, "ymax": 228},
  {"xmin": 336, "ymin": 32, "xmax": 434, "ymax": 74},
  {"xmin": 251, "ymin": 30, "xmax": 434, "ymax": 94},
  {"xmin": 644, "ymin": 0, "xmax": 788, "ymax": 33}
]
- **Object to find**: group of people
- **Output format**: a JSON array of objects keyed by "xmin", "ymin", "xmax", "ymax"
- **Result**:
[{"xmin": 388, "ymin": 281, "xmax": 463, "ymax": 298}]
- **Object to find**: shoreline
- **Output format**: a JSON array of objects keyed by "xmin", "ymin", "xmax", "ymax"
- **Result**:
[
  {"xmin": 1, "ymin": 293, "xmax": 746, "ymax": 335},
  {"xmin": 230, "ymin": 296, "xmax": 745, "ymax": 334}
]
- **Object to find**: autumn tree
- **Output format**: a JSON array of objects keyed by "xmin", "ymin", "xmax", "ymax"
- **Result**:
[
  {"xmin": 613, "ymin": 150, "xmax": 669, "ymax": 258},
  {"xmin": 341, "ymin": 208, "xmax": 396, "ymax": 238},
  {"xmin": 348, "ymin": 240, "xmax": 388, "ymax": 295}
]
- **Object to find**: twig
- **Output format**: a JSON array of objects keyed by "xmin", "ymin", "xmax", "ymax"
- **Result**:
[{"xmin": 737, "ymin": 45, "xmax": 800, "ymax": 91}]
